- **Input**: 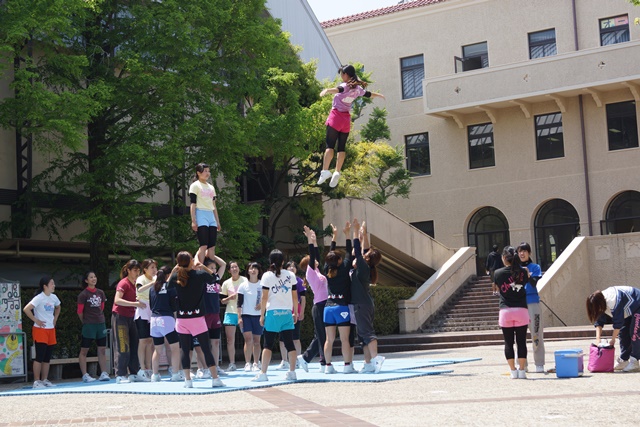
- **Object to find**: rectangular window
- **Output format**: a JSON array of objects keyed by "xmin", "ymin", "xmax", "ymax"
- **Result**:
[
  {"xmin": 600, "ymin": 15, "xmax": 630, "ymax": 46},
  {"xmin": 468, "ymin": 123, "xmax": 495, "ymax": 169},
  {"xmin": 405, "ymin": 132, "xmax": 430, "ymax": 176},
  {"xmin": 401, "ymin": 55, "xmax": 424, "ymax": 99},
  {"xmin": 529, "ymin": 29, "xmax": 557, "ymax": 59},
  {"xmin": 411, "ymin": 220, "xmax": 435, "ymax": 239},
  {"xmin": 456, "ymin": 42, "xmax": 488, "ymax": 72},
  {"xmin": 606, "ymin": 101, "xmax": 639, "ymax": 151},
  {"xmin": 535, "ymin": 112, "xmax": 565, "ymax": 160}
]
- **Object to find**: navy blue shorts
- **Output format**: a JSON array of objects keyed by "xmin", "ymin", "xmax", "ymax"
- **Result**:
[{"xmin": 241, "ymin": 315, "xmax": 263, "ymax": 336}]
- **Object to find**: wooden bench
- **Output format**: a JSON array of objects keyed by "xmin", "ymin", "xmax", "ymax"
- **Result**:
[{"xmin": 48, "ymin": 356, "xmax": 111, "ymax": 380}]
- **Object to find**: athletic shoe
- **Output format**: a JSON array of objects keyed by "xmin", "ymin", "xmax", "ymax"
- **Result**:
[
  {"xmin": 151, "ymin": 373, "xmax": 162, "ymax": 382},
  {"xmin": 196, "ymin": 368, "xmax": 206, "ymax": 379},
  {"xmin": 285, "ymin": 371, "xmax": 297, "ymax": 381},
  {"xmin": 252, "ymin": 363, "xmax": 260, "ymax": 372},
  {"xmin": 372, "ymin": 355, "xmax": 386, "ymax": 374},
  {"xmin": 535, "ymin": 365, "xmax": 545, "ymax": 373},
  {"xmin": 343, "ymin": 364, "xmax": 356, "ymax": 374},
  {"xmin": 82, "ymin": 373, "xmax": 96, "ymax": 383},
  {"xmin": 184, "ymin": 379, "xmax": 193, "ymax": 388},
  {"xmin": 359, "ymin": 363, "xmax": 375, "ymax": 374},
  {"xmin": 623, "ymin": 356, "xmax": 639, "ymax": 372},
  {"xmin": 257, "ymin": 361, "xmax": 262, "ymax": 370},
  {"xmin": 145, "ymin": 369, "xmax": 153, "ymax": 378},
  {"xmin": 317, "ymin": 170, "xmax": 332, "ymax": 185},
  {"xmin": 329, "ymin": 171, "xmax": 341, "ymax": 188},
  {"xmin": 217, "ymin": 366, "xmax": 228, "ymax": 376},
  {"xmin": 201, "ymin": 369, "xmax": 212, "ymax": 379},
  {"xmin": 615, "ymin": 357, "xmax": 630, "ymax": 371},
  {"xmin": 297, "ymin": 355, "xmax": 309, "ymax": 373},
  {"xmin": 32, "ymin": 380, "xmax": 45, "ymax": 389},
  {"xmin": 42, "ymin": 379, "xmax": 56, "ymax": 387},
  {"xmin": 325, "ymin": 365, "xmax": 336, "ymax": 374},
  {"xmin": 276, "ymin": 360, "xmax": 290, "ymax": 371},
  {"xmin": 115, "ymin": 376, "xmax": 129, "ymax": 384},
  {"xmin": 226, "ymin": 363, "xmax": 237, "ymax": 372},
  {"xmin": 510, "ymin": 370, "xmax": 518, "ymax": 379},
  {"xmin": 168, "ymin": 366, "xmax": 174, "ymax": 376},
  {"xmin": 98, "ymin": 372, "xmax": 110, "ymax": 381},
  {"xmin": 177, "ymin": 370, "xmax": 186, "ymax": 380},
  {"xmin": 129, "ymin": 374, "xmax": 150, "ymax": 383},
  {"xmin": 211, "ymin": 378, "xmax": 225, "ymax": 387},
  {"xmin": 517, "ymin": 369, "xmax": 527, "ymax": 379},
  {"xmin": 136, "ymin": 369, "xmax": 151, "ymax": 382},
  {"xmin": 244, "ymin": 362, "xmax": 252, "ymax": 372},
  {"xmin": 319, "ymin": 365, "xmax": 326, "ymax": 374},
  {"xmin": 171, "ymin": 373, "xmax": 183, "ymax": 382},
  {"xmin": 251, "ymin": 372, "xmax": 268, "ymax": 382}
]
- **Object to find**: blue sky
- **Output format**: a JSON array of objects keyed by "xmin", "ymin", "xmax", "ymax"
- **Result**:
[{"xmin": 306, "ymin": 0, "xmax": 400, "ymax": 22}]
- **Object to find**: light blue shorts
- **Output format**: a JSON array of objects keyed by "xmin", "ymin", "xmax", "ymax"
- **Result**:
[
  {"xmin": 264, "ymin": 309, "xmax": 294, "ymax": 333},
  {"xmin": 223, "ymin": 312, "xmax": 238, "ymax": 326},
  {"xmin": 195, "ymin": 209, "xmax": 217, "ymax": 228}
]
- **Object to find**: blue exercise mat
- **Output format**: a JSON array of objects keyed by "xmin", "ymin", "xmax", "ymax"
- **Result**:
[{"xmin": 0, "ymin": 357, "xmax": 480, "ymax": 396}]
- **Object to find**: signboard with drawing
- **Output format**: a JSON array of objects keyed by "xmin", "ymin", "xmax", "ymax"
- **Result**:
[{"xmin": 0, "ymin": 280, "xmax": 27, "ymax": 379}]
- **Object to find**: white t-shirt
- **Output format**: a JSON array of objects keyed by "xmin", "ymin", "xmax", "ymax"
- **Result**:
[
  {"xmin": 189, "ymin": 180, "xmax": 217, "ymax": 211},
  {"xmin": 28, "ymin": 292, "xmax": 61, "ymax": 329},
  {"xmin": 238, "ymin": 280, "xmax": 263, "ymax": 316},
  {"xmin": 261, "ymin": 270, "xmax": 297, "ymax": 312}
]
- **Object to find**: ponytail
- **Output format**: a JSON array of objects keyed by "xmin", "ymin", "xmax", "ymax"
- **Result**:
[
  {"xmin": 268, "ymin": 249, "xmax": 285, "ymax": 278},
  {"xmin": 176, "ymin": 251, "xmax": 192, "ymax": 287},
  {"xmin": 153, "ymin": 270, "xmax": 167, "ymax": 293},
  {"xmin": 120, "ymin": 259, "xmax": 140, "ymax": 279},
  {"xmin": 501, "ymin": 246, "xmax": 526, "ymax": 285},
  {"xmin": 365, "ymin": 248, "xmax": 382, "ymax": 285},
  {"xmin": 36, "ymin": 276, "xmax": 52, "ymax": 295},
  {"xmin": 339, "ymin": 64, "xmax": 368, "ymax": 90},
  {"xmin": 325, "ymin": 251, "xmax": 341, "ymax": 279}
]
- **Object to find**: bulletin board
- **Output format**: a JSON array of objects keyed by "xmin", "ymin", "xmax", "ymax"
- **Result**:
[{"xmin": 0, "ymin": 280, "xmax": 27, "ymax": 380}]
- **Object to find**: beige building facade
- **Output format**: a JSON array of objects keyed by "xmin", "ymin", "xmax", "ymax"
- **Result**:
[{"xmin": 323, "ymin": 0, "xmax": 640, "ymax": 273}]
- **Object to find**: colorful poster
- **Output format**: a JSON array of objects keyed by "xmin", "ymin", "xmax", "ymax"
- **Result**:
[
  {"xmin": 0, "ymin": 281, "xmax": 22, "ymax": 334},
  {"xmin": 0, "ymin": 333, "xmax": 25, "ymax": 376}
]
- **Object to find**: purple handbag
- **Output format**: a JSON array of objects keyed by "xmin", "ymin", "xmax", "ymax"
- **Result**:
[{"xmin": 587, "ymin": 344, "xmax": 614, "ymax": 373}]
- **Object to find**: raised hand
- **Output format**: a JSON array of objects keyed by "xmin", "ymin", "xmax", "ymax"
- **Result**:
[
  {"xmin": 343, "ymin": 221, "xmax": 351, "ymax": 236},
  {"xmin": 330, "ymin": 223, "xmax": 337, "ymax": 240}
]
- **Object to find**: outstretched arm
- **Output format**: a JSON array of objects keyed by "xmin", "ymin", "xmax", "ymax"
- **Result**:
[{"xmin": 320, "ymin": 88, "xmax": 340, "ymax": 97}]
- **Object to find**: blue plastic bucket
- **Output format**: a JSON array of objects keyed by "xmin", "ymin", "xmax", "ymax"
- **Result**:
[{"xmin": 555, "ymin": 349, "xmax": 584, "ymax": 378}]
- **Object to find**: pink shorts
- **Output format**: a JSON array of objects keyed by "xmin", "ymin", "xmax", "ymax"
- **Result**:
[
  {"xmin": 498, "ymin": 307, "xmax": 529, "ymax": 328},
  {"xmin": 175, "ymin": 317, "xmax": 208, "ymax": 336},
  {"xmin": 325, "ymin": 109, "xmax": 351, "ymax": 133}
]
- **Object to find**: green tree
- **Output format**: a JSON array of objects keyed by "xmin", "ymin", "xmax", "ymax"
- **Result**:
[{"xmin": 360, "ymin": 107, "xmax": 391, "ymax": 142}]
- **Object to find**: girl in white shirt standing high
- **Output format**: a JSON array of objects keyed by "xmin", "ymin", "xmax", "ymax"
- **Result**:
[{"xmin": 189, "ymin": 163, "xmax": 221, "ymax": 266}]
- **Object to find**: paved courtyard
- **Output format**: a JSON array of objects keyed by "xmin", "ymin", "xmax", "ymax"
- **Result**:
[{"xmin": 1, "ymin": 337, "xmax": 639, "ymax": 426}]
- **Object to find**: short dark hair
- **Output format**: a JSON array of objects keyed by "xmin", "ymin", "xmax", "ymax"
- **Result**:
[
  {"xmin": 492, "ymin": 244, "xmax": 499, "ymax": 251},
  {"xmin": 517, "ymin": 242, "xmax": 532, "ymax": 253}
]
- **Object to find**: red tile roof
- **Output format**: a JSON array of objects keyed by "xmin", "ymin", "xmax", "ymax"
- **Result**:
[{"xmin": 321, "ymin": 0, "xmax": 449, "ymax": 28}]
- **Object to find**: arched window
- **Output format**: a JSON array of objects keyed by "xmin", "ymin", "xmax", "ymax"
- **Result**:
[
  {"xmin": 534, "ymin": 199, "xmax": 580, "ymax": 270},
  {"xmin": 602, "ymin": 191, "xmax": 640, "ymax": 234},
  {"xmin": 467, "ymin": 207, "xmax": 509, "ymax": 276}
]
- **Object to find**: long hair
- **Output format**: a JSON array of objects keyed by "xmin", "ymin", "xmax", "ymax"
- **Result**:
[
  {"xmin": 340, "ymin": 64, "xmax": 368, "ymax": 89},
  {"xmin": 325, "ymin": 251, "xmax": 341, "ymax": 279},
  {"xmin": 36, "ymin": 276, "xmax": 52, "ymax": 295},
  {"xmin": 298, "ymin": 255, "xmax": 310, "ymax": 287},
  {"xmin": 81, "ymin": 271, "xmax": 95, "ymax": 290},
  {"xmin": 246, "ymin": 262, "xmax": 263, "ymax": 280},
  {"xmin": 268, "ymin": 250, "xmax": 285, "ymax": 278},
  {"xmin": 140, "ymin": 258, "xmax": 157, "ymax": 277},
  {"xmin": 193, "ymin": 162, "xmax": 209, "ymax": 182},
  {"xmin": 152, "ymin": 269, "xmax": 167, "ymax": 294},
  {"xmin": 176, "ymin": 251, "xmax": 192, "ymax": 287},
  {"xmin": 586, "ymin": 290, "xmax": 607, "ymax": 323},
  {"xmin": 501, "ymin": 246, "xmax": 526, "ymax": 285},
  {"xmin": 365, "ymin": 248, "xmax": 382, "ymax": 284},
  {"xmin": 120, "ymin": 259, "xmax": 141, "ymax": 279}
]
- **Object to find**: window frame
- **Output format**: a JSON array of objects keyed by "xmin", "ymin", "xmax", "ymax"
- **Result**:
[
  {"xmin": 405, "ymin": 132, "xmax": 431, "ymax": 176},
  {"xmin": 468, "ymin": 122, "xmax": 495, "ymax": 169},
  {"xmin": 528, "ymin": 28, "xmax": 557, "ymax": 59},
  {"xmin": 400, "ymin": 54, "xmax": 425, "ymax": 100},
  {"xmin": 456, "ymin": 41, "xmax": 489, "ymax": 72},
  {"xmin": 599, "ymin": 14, "xmax": 630, "ymax": 46},
  {"xmin": 606, "ymin": 100, "xmax": 639, "ymax": 151},
  {"xmin": 534, "ymin": 112, "xmax": 565, "ymax": 160}
]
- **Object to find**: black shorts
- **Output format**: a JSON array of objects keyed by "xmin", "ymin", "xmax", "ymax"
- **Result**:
[
  {"xmin": 197, "ymin": 226, "xmax": 218, "ymax": 249},
  {"xmin": 135, "ymin": 318, "xmax": 151, "ymax": 339}
]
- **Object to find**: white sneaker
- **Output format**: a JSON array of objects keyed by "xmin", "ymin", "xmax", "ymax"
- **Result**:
[
  {"xmin": 285, "ymin": 371, "xmax": 297, "ymax": 381},
  {"xmin": 535, "ymin": 365, "xmax": 545, "ymax": 373},
  {"xmin": 317, "ymin": 170, "xmax": 332, "ymax": 185},
  {"xmin": 129, "ymin": 373, "xmax": 150, "ymax": 383},
  {"xmin": 171, "ymin": 373, "xmax": 182, "ymax": 382},
  {"xmin": 510, "ymin": 370, "xmax": 518, "ymax": 379},
  {"xmin": 622, "ymin": 356, "xmax": 639, "ymax": 372},
  {"xmin": 211, "ymin": 378, "xmax": 225, "ymax": 387},
  {"xmin": 276, "ymin": 360, "xmax": 290, "ymax": 371},
  {"xmin": 297, "ymin": 355, "xmax": 309, "ymax": 373},
  {"xmin": 244, "ymin": 362, "xmax": 252, "ymax": 372},
  {"xmin": 251, "ymin": 372, "xmax": 268, "ymax": 382},
  {"xmin": 252, "ymin": 363, "xmax": 260, "ymax": 372},
  {"xmin": 615, "ymin": 357, "xmax": 630, "ymax": 371},
  {"xmin": 115, "ymin": 376, "xmax": 129, "ymax": 384},
  {"xmin": 343, "ymin": 364, "xmax": 356, "ymax": 374},
  {"xmin": 82, "ymin": 373, "xmax": 96, "ymax": 383},
  {"xmin": 135, "ymin": 369, "xmax": 151, "ymax": 382},
  {"xmin": 196, "ymin": 368, "xmax": 206, "ymax": 379},
  {"xmin": 517, "ymin": 369, "xmax": 527, "ymax": 379},
  {"xmin": 184, "ymin": 379, "xmax": 193, "ymax": 388},
  {"xmin": 217, "ymin": 366, "xmax": 228, "ymax": 376},
  {"xmin": 319, "ymin": 365, "xmax": 326, "ymax": 373},
  {"xmin": 98, "ymin": 372, "xmax": 110, "ymax": 381},
  {"xmin": 257, "ymin": 361, "xmax": 262, "ymax": 370},
  {"xmin": 33, "ymin": 380, "xmax": 46, "ymax": 389},
  {"xmin": 329, "ymin": 171, "xmax": 341, "ymax": 188},
  {"xmin": 359, "ymin": 363, "xmax": 375, "ymax": 374},
  {"xmin": 151, "ymin": 373, "xmax": 162, "ymax": 382},
  {"xmin": 168, "ymin": 366, "xmax": 174, "ymax": 376},
  {"xmin": 325, "ymin": 365, "xmax": 336, "ymax": 374},
  {"xmin": 177, "ymin": 370, "xmax": 186, "ymax": 380},
  {"xmin": 227, "ymin": 363, "xmax": 237, "ymax": 372},
  {"xmin": 203, "ymin": 369, "xmax": 212, "ymax": 379},
  {"xmin": 42, "ymin": 379, "xmax": 56, "ymax": 387},
  {"xmin": 372, "ymin": 355, "xmax": 386, "ymax": 374}
]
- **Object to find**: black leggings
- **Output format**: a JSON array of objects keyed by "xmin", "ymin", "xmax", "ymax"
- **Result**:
[
  {"xmin": 325, "ymin": 125, "xmax": 349, "ymax": 152},
  {"xmin": 502, "ymin": 325, "xmax": 528, "ymax": 360},
  {"xmin": 197, "ymin": 226, "xmax": 217, "ymax": 248},
  {"xmin": 178, "ymin": 331, "xmax": 216, "ymax": 369},
  {"xmin": 263, "ymin": 329, "xmax": 295, "ymax": 352},
  {"xmin": 34, "ymin": 342, "xmax": 54, "ymax": 363}
]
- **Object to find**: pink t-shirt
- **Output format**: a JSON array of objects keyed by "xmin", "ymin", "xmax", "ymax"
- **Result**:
[
  {"xmin": 305, "ymin": 266, "xmax": 328, "ymax": 304},
  {"xmin": 331, "ymin": 83, "xmax": 366, "ymax": 113}
]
